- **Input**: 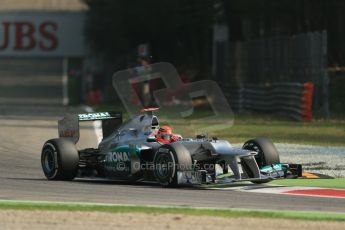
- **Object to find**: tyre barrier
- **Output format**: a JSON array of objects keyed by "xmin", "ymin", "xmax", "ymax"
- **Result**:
[{"xmin": 223, "ymin": 82, "xmax": 314, "ymax": 122}]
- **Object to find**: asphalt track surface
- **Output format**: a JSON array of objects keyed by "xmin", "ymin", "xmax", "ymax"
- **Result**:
[{"xmin": 1, "ymin": 105, "xmax": 345, "ymax": 213}]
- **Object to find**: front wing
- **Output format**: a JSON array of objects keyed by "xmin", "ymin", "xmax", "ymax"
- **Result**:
[{"xmin": 177, "ymin": 163, "xmax": 303, "ymax": 185}]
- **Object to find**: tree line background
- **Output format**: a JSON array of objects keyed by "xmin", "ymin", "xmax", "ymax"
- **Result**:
[{"xmin": 83, "ymin": 0, "xmax": 345, "ymax": 76}]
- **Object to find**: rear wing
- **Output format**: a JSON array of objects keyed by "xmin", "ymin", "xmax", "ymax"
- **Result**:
[{"xmin": 58, "ymin": 112, "xmax": 122, "ymax": 143}]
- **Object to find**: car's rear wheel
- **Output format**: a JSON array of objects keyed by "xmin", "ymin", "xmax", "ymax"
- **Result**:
[
  {"xmin": 41, "ymin": 138, "xmax": 79, "ymax": 180},
  {"xmin": 153, "ymin": 143, "xmax": 192, "ymax": 187}
]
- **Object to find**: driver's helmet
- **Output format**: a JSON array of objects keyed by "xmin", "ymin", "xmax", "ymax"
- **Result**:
[
  {"xmin": 156, "ymin": 126, "xmax": 179, "ymax": 144},
  {"xmin": 157, "ymin": 126, "xmax": 173, "ymax": 141}
]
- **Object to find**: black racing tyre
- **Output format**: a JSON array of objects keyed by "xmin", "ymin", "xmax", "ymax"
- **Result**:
[
  {"xmin": 242, "ymin": 137, "xmax": 280, "ymax": 168},
  {"xmin": 41, "ymin": 138, "xmax": 79, "ymax": 180},
  {"xmin": 153, "ymin": 142, "xmax": 193, "ymax": 187}
]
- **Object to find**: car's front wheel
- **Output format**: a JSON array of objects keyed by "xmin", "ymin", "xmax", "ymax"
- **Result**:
[
  {"xmin": 153, "ymin": 143, "xmax": 192, "ymax": 187},
  {"xmin": 242, "ymin": 137, "xmax": 280, "ymax": 183},
  {"xmin": 242, "ymin": 137, "xmax": 280, "ymax": 168}
]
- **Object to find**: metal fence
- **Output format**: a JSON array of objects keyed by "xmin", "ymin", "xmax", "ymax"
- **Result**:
[{"xmin": 215, "ymin": 31, "xmax": 329, "ymax": 118}]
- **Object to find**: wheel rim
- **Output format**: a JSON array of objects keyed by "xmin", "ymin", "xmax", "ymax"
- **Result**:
[
  {"xmin": 42, "ymin": 148, "xmax": 55, "ymax": 174},
  {"xmin": 155, "ymin": 153, "xmax": 172, "ymax": 179}
]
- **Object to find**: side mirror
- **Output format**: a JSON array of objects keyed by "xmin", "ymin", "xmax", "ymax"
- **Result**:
[
  {"xmin": 196, "ymin": 134, "xmax": 206, "ymax": 139},
  {"xmin": 147, "ymin": 136, "xmax": 156, "ymax": 142}
]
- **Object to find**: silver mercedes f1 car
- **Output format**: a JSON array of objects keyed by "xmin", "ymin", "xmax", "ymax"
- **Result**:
[{"xmin": 41, "ymin": 109, "xmax": 302, "ymax": 186}]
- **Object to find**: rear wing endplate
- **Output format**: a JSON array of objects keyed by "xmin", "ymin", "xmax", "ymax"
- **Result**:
[{"xmin": 58, "ymin": 112, "xmax": 122, "ymax": 143}]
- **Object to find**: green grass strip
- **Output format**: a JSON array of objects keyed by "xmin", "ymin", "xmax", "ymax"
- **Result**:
[
  {"xmin": 0, "ymin": 200, "xmax": 344, "ymax": 221},
  {"xmin": 269, "ymin": 178, "xmax": 345, "ymax": 189}
]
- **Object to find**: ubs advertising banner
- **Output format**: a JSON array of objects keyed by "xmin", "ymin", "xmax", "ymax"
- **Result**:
[{"xmin": 0, "ymin": 12, "xmax": 85, "ymax": 57}]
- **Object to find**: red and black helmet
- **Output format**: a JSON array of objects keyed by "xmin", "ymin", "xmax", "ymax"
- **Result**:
[{"xmin": 157, "ymin": 126, "xmax": 173, "ymax": 141}]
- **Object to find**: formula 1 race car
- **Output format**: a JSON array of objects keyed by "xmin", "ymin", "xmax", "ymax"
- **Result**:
[{"xmin": 41, "ymin": 109, "xmax": 302, "ymax": 186}]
